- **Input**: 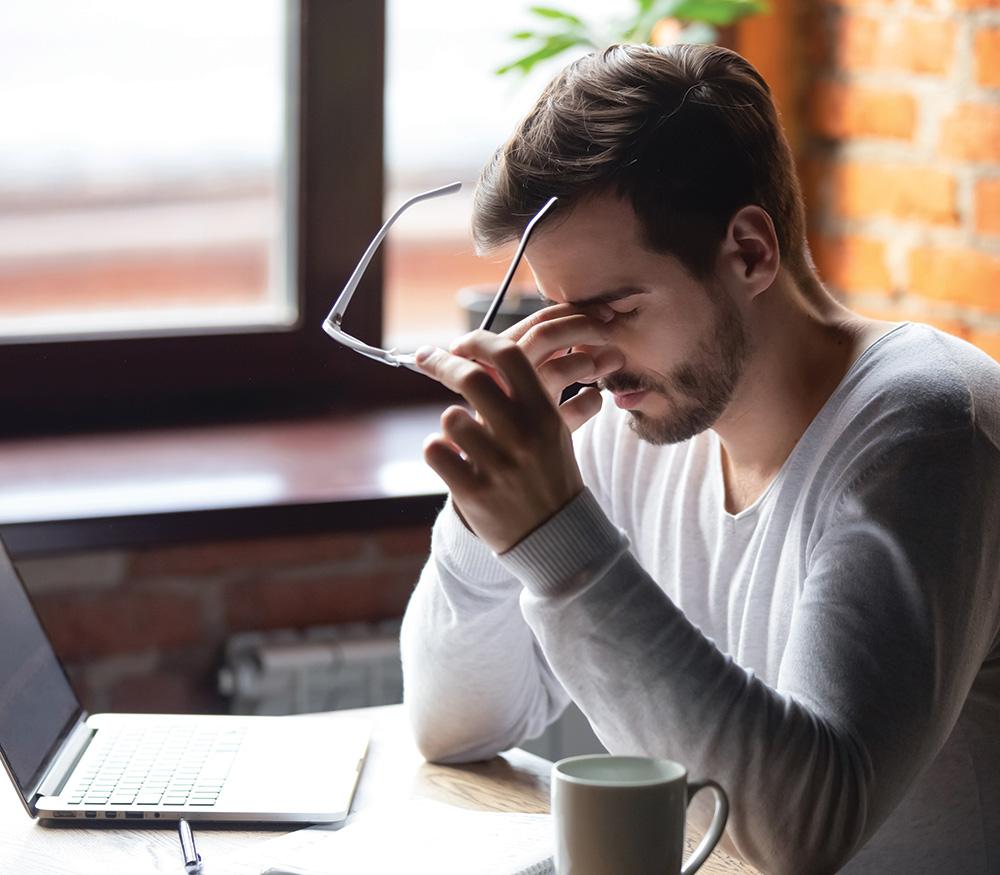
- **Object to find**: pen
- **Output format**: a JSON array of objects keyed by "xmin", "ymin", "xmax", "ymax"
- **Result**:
[{"xmin": 178, "ymin": 818, "xmax": 202, "ymax": 874}]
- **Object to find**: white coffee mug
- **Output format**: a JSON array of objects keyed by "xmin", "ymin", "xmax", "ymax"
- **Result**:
[{"xmin": 551, "ymin": 755, "xmax": 729, "ymax": 875}]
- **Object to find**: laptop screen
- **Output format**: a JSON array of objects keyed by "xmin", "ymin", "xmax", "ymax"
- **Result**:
[{"xmin": 0, "ymin": 538, "xmax": 81, "ymax": 798}]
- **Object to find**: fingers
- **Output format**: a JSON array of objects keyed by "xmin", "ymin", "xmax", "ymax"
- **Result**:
[
  {"xmin": 536, "ymin": 351, "xmax": 597, "ymax": 400},
  {"xmin": 415, "ymin": 341, "xmax": 519, "ymax": 426},
  {"xmin": 517, "ymin": 313, "xmax": 613, "ymax": 369},
  {"xmin": 537, "ymin": 346, "xmax": 625, "ymax": 400},
  {"xmin": 420, "ymin": 332, "xmax": 551, "ymax": 416},
  {"xmin": 500, "ymin": 302, "xmax": 572, "ymax": 343},
  {"xmin": 422, "ymin": 433, "xmax": 477, "ymax": 494},
  {"xmin": 558, "ymin": 385, "xmax": 604, "ymax": 432},
  {"xmin": 501, "ymin": 301, "xmax": 616, "ymax": 345},
  {"xmin": 439, "ymin": 405, "xmax": 509, "ymax": 469}
]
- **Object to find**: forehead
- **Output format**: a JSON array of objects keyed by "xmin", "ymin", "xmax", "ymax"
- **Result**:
[
  {"xmin": 524, "ymin": 193, "xmax": 687, "ymax": 305},
  {"xmin": 530, "ymin": 192, "xmax": 644, "ymax": 254}
]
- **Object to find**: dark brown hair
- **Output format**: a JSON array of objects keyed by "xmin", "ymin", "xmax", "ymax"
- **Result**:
[{"xmin": 473, "ymin": 43, "xmax": 811, "ymax": 283}]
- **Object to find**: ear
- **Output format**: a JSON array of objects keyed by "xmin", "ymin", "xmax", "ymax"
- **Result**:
[{"xmin": 716, "ymin": 206, "xmax": 780, "ymax": 301}]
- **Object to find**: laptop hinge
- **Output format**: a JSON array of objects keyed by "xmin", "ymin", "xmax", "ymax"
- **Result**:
[{"xmin": 34, "ymin": 713, "xmax": 93, "ymax": 803}]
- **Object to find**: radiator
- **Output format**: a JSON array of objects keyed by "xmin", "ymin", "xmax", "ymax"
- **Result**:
[{"xmin": 218, "ymin": 620, "xmax": 403, "ymax": 715}]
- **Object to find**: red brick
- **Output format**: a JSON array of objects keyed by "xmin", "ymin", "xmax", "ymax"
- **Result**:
[
  {"xmin": 34, "ymin": 590, "xmax": 203, "ymax": 660},
  {"xmin": 128, "ymin": 533, "xmax": 366, "ymax": 577},
  {"xmin": 810, "ymin": 81, "xmax": 917, "ymax": 141},
  {"xmin": 834, "ymin": 163, "xmax": 958, "ymax": 225},
  {"xmin": 975, "ymin": 178, "xmax": 1000, "ymax": 236},
  {"xmin": 908, "ymin": 247, "xmax": 1000, "ymax": 311},
  {"xmin": 839, "ymin": 17, "xmax": 955, "ymax": 75},
  {"xmin": 851, "ymin": 305, "xmax": 970, "ymax": 339},
  {"xmin": 813, "ymin": 235, "xmax": 892, "ymax": 294},
  {"xmin": 939, "ymin": 103, "xmax": 1000, "ymax": 163},
  {"xmin": 223, "ymin": 571, "xmax": 418, "ymax": 632},
  {"xmin": 839, "ymin": 15, "xmax": 881, "ymax": 70},
  {"xmin": 976, "ymin": 28, "xmax": 1000, "ymax": 88},
  {"xmin": 372, "ymin": 526, "xmax": 431, "ymax": 559},
  {"xmin": 967, "ymin": 329, "xmax": 1000, "ymax": 362},
  {"xmin": 891, "ymin": 18, "xmax": 956, "ymax": 75}
]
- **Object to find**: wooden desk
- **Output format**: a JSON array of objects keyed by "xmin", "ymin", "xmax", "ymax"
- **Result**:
[{"xmin": 0, "ymin": 706, "xmax": 758, "ymax": 874}]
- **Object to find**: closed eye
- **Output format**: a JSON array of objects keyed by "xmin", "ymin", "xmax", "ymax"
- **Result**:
[{"xmin": 610, "ymin": 305, "xmax": 639, "ymax": 321}]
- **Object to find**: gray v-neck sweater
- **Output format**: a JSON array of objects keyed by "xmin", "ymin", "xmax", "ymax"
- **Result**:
[{"xmin": 400, "ymin": 323, "xmax": 1000, "ymax": 874}]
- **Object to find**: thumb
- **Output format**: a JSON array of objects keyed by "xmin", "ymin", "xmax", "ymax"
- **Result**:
[{"xmin": 558, "ymin": 385, "xmax": 604, "ymax": 432}]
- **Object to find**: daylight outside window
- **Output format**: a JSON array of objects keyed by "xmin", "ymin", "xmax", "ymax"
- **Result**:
[{"xmin": 0, "ymin": 0, "xmax": 292, "ymax": 341}]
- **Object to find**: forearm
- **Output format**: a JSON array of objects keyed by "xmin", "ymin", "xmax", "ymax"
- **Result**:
[
  {"xmin": 501, "ymin": 489, "xmax": 971, "ymax": 874},
  {"xmin": 400, "ymin": 500, "xmax": 569, "ymax": 763},
  {"xmin": 519, "ymin": 560, "xmax": 871, "ymax": 873}
]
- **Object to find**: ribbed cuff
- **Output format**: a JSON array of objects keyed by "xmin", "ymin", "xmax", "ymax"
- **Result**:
[
  {"xmin": 497, "ymin": 488, "xmax": 628, "ymax": 598},
  {"xmin": 433, "ymin": 495, "xmax": 514, "ymax": 586}
]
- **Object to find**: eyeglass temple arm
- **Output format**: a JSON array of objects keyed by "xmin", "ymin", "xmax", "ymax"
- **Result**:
[
  {"xmin": 325, "ymin": 181, "xmax": 462, "ymax": 326},
  {"xmin": 479, "ymin": 196, "xmax": 558, "ymax": 332}
]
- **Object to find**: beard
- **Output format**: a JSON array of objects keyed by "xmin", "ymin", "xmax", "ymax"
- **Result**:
[{"xmin": 599, "ymin": 291, "xmax": 749, "ymax": 445}]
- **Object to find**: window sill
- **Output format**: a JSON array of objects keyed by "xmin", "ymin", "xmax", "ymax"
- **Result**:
[{"xmin": 0, "ymin": 405, "xmax": 446, "ymax": 558}]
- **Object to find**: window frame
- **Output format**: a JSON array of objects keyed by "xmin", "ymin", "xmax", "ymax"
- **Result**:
[{"xmin": 0, "ymin": 0, "xmax": 445, "ymax": 436}]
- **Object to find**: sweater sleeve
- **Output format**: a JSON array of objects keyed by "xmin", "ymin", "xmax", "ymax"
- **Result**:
[
  {"xmin": 399, "ymin": 402, "xmax": 611, "ymax": 763},
  {"xmin": 399, "ymin": 497, "xmax": 571, "ymax": 762},
  {"xmin": 500, "ymin": 426, "xmax": 1000, "ymax": 874}
]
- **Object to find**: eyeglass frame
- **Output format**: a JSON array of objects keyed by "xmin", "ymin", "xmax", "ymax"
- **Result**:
[{"xmin": 322, "ymin": 182, "xmax": 559, "ymax": 372}]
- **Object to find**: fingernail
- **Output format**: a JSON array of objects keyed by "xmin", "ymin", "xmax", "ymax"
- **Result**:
[
  {"xmin": 415, "ymin": 346, "xmax": 436, "ymax": 364},
  {"xmin": 594, "ymin": 304, "xmax": 615, "ymax": 323}
]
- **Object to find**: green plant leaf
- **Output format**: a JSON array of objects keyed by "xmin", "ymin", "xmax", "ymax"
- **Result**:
[
  {"xmin": 511, "ymin": 30, "xmax": 537, "ymax": 40},
  {"xmin": 528, "ymin": 5, "xmax": 586, "ymax": 27},
  {"xmin": 496, "ymin": 32, "xmax": 592, "ymax": 75},
  {"xmin": 671, "ymin": 0, "xmax": 768, "ymax": 26}
]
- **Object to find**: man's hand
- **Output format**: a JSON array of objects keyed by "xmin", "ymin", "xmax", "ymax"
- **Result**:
[{"xmin": 414, "ymin": 308, "xmax": 622, "ymax": 553}]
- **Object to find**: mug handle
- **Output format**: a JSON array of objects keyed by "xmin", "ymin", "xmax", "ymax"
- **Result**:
[{"xmin": 680, "ymin": 779, "xmax": 730, "ymax": 875}]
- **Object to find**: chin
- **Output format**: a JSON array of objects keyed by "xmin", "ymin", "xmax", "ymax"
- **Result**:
[{"xmin": 627, "ymin": 401, "xmax": 722, "ymax": 446}]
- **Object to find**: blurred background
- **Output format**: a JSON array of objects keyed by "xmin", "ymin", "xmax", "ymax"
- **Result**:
[{"xmin": 0, "ymin": 0, "xmax": 997, "ymax": 761}]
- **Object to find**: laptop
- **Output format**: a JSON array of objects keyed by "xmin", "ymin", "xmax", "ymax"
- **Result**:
[{"xmin": 0, "ymin": 534, "xmax": 370, "ymax": 824}]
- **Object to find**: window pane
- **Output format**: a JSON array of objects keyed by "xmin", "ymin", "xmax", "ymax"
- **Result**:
[
  {"xmin": 383, "ymin": 0, "xmax": 630, "ymax": 350},
  {"xmin": 0, "ymin": 0, "xmax": 292, "ymax": 340}
]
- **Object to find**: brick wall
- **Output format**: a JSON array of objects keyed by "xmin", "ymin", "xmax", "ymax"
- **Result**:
[
  {"xmin": 741, "ymin": 0, "xmax": 1000, "ymax": 360},
  {"xmin": 16, "ymin": 526, "xmax": 431, "ymax": 715}
]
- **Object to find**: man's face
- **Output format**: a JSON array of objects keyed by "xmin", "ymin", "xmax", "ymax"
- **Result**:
[{"xmin": 526, "ymin": 192, "xmax": 750, "ymax": 445}]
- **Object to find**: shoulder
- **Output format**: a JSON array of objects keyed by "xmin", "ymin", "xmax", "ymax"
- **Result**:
[
  {"xmin": 835, "ymin": 323, "xmax": 1000, "ymax": 443},
  {"xmin": 806, "ymin": 324, "xmax": 1000, "ymax": 518}
]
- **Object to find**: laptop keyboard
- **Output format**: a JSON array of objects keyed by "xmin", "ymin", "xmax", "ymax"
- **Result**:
[{"xmin": 63, "ymin": 724, "xmax": 246, "ymax": 808}]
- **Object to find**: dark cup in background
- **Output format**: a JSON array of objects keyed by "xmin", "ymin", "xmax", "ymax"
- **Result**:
[{"xmin": 457, "ymin": 284, "xmax": 545, "ymax": 334}]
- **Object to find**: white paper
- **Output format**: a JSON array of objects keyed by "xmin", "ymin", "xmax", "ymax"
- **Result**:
[{"xmin": 219, "ymin": 798, "xmax": 554, "ymax": 875}]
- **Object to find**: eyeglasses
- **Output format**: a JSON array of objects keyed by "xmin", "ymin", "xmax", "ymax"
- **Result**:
[{"xmin": 323, "ymin": 182, "xmax": 558, "ymax": 372}]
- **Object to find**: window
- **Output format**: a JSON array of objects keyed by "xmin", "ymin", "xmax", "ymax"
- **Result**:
[
  {"xmin": 1, "ymin": 0, "xmax": 634, "ymax": 434},
  {"xmin": 0, "ymin": 1, "xmax": 391, "ymax": 433},
  {"xmin": 0, "ymin": 1, "xmax": 291, "ymax": 339}
]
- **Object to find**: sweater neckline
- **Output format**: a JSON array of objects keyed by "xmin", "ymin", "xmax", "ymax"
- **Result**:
[{"xmin": 709, "ymin": 321, "xmax": 912, "ymax": 524}]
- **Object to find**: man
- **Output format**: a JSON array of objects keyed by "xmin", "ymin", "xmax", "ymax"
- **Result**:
[{"xmin": 400, "ymin": 43, "xmax": 1000, "ymax": 874}]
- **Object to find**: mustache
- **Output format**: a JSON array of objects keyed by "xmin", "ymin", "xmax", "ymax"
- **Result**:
[{"xmin": 599, "ymin": 372, "xmax": 656, "ymax": 394}]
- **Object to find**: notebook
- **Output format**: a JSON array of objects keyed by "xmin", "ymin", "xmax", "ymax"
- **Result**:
[
  {"xmin": 221, "ymin": 798, "xmax": 554, "ymax": 875},
  {"xmin": 0, "ymin": 532, "xmax": 370, "ymax": 825}
]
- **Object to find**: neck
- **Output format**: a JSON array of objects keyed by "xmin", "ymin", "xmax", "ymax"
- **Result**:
[{"xmin": 712, "ymin": 271, "xmax": 886, "ymax": 510}]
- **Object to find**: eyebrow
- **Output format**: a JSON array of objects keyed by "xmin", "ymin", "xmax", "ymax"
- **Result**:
[{"xmin": 536, "ymin": 286, "xmax": 651, "ymax": 308}]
